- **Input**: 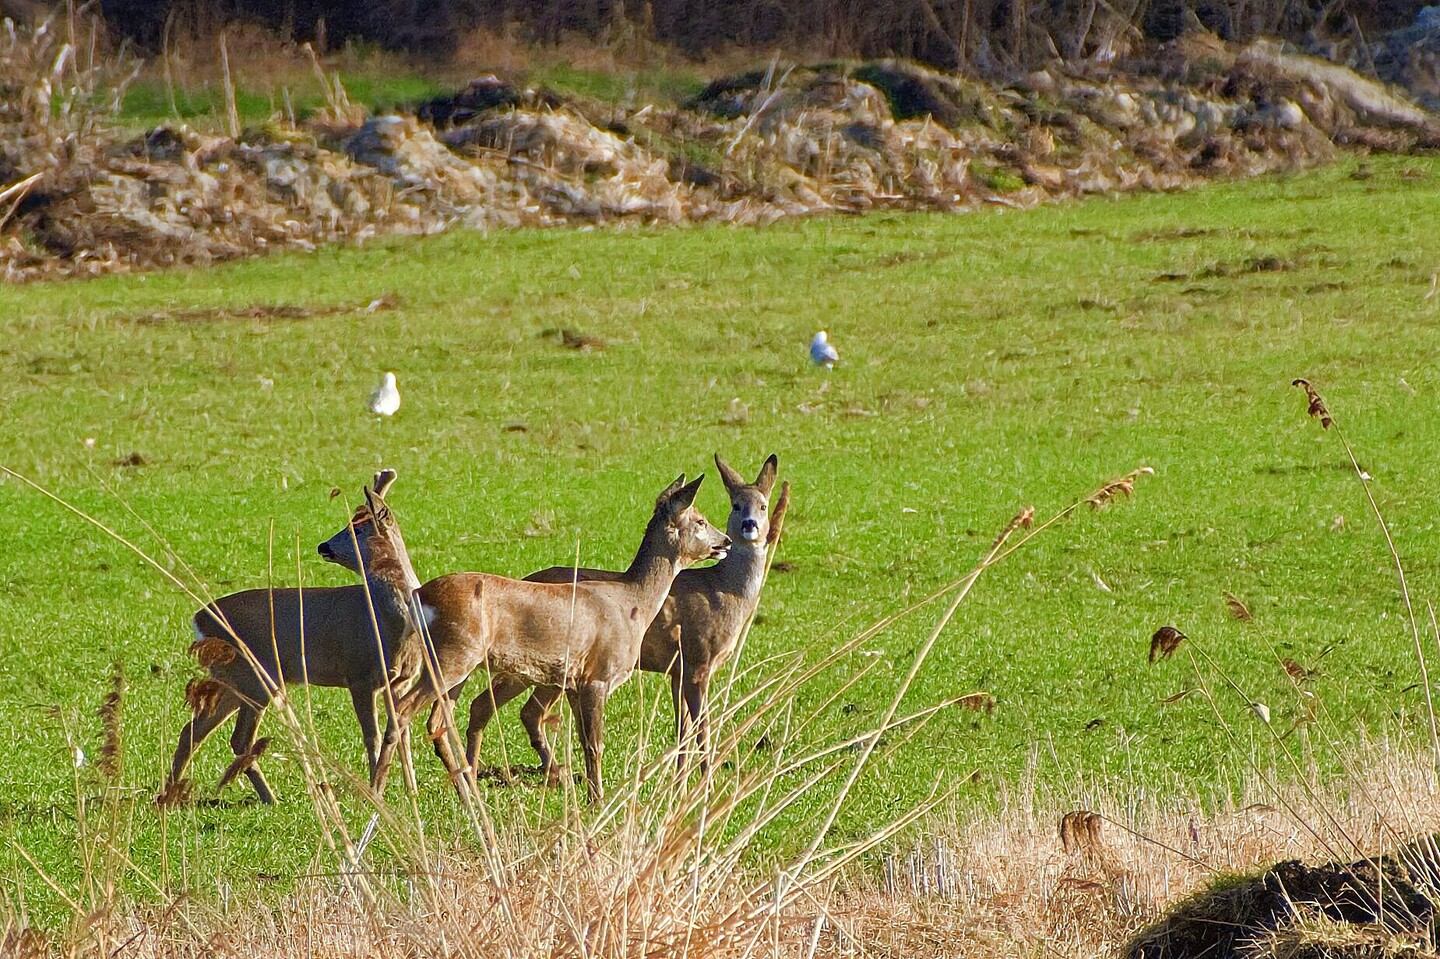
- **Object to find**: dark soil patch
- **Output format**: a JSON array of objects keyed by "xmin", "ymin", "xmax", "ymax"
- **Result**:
[
  {"xmin": 849, "ymin": 62, "xmax": 992, "ymax": 128},
  {"xmin": 131, "ymin": 294, "xmax": 399, "ymax": 326},
  {"xmin": 1153, "ymin": 255, "xmax": 1297, "ymax": 282},
  {"xmin": 1128, "ymin": 837, "xmax": 1440, "ymax": 959},
  {"xmin": 415, "ymin": 76, "xmax": 523, "ymax": 127},
  {"xmin": 1132, "ymin": 226, "xmax": 1220, "ymax": 241}
]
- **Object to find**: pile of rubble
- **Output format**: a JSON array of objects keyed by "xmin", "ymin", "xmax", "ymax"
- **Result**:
[{"xmin": 2, "ymin": 24, "xmax": 1436, "ymax": 280}]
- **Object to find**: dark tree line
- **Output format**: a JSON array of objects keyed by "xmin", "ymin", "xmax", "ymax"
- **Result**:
[{"xmin": 87, "ymin": 0, "xmax": 1431, "ymax": 68}]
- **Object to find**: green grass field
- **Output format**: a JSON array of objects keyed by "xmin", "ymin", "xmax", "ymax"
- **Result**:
[
  {"xmin": 3, "ymin": 156, "xmax": 1440, "ymax": 924},
  {"xmin": 117, "ymin": 60, "xmax": 705, "ymax": 131}
]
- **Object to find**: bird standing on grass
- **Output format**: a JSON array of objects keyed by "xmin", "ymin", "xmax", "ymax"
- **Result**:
[
  {"xmin": 369, "ymin": 372, "xmax": 401, "ymax": 417},
  {"xmin": 810, "ymin": 331, "xmax": 839, "ymax": 369}
]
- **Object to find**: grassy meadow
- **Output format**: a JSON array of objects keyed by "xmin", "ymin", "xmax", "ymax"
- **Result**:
[{"xmin": 2, "ymin": 156, "xmax": 1440, "ymax": 925}]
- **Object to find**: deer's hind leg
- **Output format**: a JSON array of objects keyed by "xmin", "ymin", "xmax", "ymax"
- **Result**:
[
  {"xmin": 165, "ymin": 685, "xmax": 242, "ymax": 800},
  {"xmin": 425, "ymin": 679, "xmax": 471, "ymax": 791},
  {"xmin": 464, "ymin": 674, "xmax": 535, "ymax": 776},
  {"xmin": 520, "ymin": 685, "xmax": 565, "ymax": 781}
]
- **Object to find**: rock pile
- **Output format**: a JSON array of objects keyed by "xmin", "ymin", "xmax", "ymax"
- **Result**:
[{"xmin": 1, "ymin": 24, "xmax": 1436, "ymax": 280}]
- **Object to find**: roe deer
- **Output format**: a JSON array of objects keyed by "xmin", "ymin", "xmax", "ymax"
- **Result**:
[
  {"xmin": 468, "ymin": 454, "xmax": 787, "ymax": 777},
  {"xmin": 162, "ymin": 470, "xmax": 423, "ymax": 804},
  {"xmin": 372, "ymin": 474, "xmax": 730, "ymax": 802}
]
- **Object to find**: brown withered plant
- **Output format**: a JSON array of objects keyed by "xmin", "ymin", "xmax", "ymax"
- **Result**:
[
  {"xmin": 97, "ymin": 662, "xmax": 124, "ymax": 782},
  {"xmin": 1149, "ymin": 626, "xmax": 1187, "ymax": 664},
  {"xmin": 1292, "ymin": 378, "xmax": 1333, "ymax": 429}
]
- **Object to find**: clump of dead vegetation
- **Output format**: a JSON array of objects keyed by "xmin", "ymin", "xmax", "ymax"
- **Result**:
[{"xmin": 0, "ymin": 12, "xmax": 1437, "ymax": 280}]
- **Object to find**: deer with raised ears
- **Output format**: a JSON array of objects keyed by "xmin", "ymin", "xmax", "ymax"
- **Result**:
[
  {"xmin": 161, "ymin": 470, "xmax": 423, "ymax": 805},
  {"xmin": 468, "ymin": 454, "xmax": 787, "ymax": 778},
  {"xmin": 371, "ymin": 474, "xmax": 731, "ymax": 802}
]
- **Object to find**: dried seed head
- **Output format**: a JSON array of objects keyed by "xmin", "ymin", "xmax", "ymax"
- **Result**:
[
  {"xmin": 766, "ymin": 481, "xmax": 792, "ymax": 549},
  {"xmin": 1281, "ymin": 658, "xmax": 1316, "ymax": 683},
  {"xmin": 189, "ymin": 636, "xmax": 237, "ymax": 668},
  {"xmin": 1087, "ymin": 467, "xmax": 1154, "ymax": 510},
  {"xmin": 1158, "ymin": 687, "xmax": 1196, "ymax": 704},
  {"xmin": 97, "ymin": 661, "xmax": 124, "ymax": 782},
  {"xmin": 993, "ymin": 506, "xmax": 1036, "ymax": 549},
  {"xmin": 957, "ymin": 691, "xmax": 997, "ymax": 715},
  {"xmin": 1060, "ymin": 810, "xmax": 1104, "ymax": 855},
  {"xmin": 185, "ymin": 677, "xmax": 226, "ymax": 717},
  {"xmin": 1224, "ymin": 593, "xmax": 1252, "ymax": 621},
  {"xmin": 154, "ymin": 778, "xmax": 193, "ymax": 808},
  {"xmin": 1149, "ymin": 626, "xmax": 1186, "ymax": 664},
  {"xmin": 217, "ymin": 737, "xmax": 271, "ymax": 791},
  {"xmin": 1292, "ymin": 378, "xmax": 1333, "ymax": 429}
]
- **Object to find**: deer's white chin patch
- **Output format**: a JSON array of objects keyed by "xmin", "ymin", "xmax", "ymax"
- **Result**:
[{"xmin": 740, "ymin": 529, "xmax": 762, "ymax": 543}]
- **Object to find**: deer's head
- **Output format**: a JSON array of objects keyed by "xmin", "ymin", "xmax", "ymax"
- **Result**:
[
  {"xmin": 317, "ymin": 469, "xmax": 408, "ymax": 579},
  {"xmin": 655, "ymin": 473, "xmax": 730, "ymax": 567},
  {"xmin": 714, "ymin": 453, "xmax": 778, "ymax": 548}
]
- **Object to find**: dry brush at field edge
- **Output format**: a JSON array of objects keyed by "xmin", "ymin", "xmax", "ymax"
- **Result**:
[{"xmin": 6, "ymin": 745, "xmax": 1440, "ymax": 958}]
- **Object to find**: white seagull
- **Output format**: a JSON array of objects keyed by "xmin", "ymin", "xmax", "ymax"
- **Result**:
[
  {"xmin": 369, "ymin": 372, "xmax": 401, "ymax": 417},
  {"xmin": 810, "ymin": 330, "xmax": 839, "ymax": 369}
]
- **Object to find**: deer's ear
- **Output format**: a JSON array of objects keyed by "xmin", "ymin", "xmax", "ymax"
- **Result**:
[
  {"xmin": 673, "ymin": 473, "xmax": 705, "ymax": 510},
  {"xmin": 373, "ymin": 469, "xmax": 398, "ymax": 499},
  {"xmin": 364, "ymin": 485, "xmax": 385, "ymax": 519},
  {"xmin": 714, "ymin": 454, "xmax": 745, "ymax": 491},
  {"xmin": 754, "ymin": 454, "xmax": 778, "ymax": 496},
  {"xmin": 656, "ymin": 474, "xmax": 686, "ymax": 509}
]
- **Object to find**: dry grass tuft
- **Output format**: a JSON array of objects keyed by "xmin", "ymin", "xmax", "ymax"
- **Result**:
[
  {"xmin": 1149, "ymin": 625, "xmax": 1187, "ymax": 664},
  {"xmin": 0, "ymin": 926, "xmax": 49, "ymax": 959},
  {"xmin": 1253, "ymin": 916, "xmax": 1433, "ymax": 959}
]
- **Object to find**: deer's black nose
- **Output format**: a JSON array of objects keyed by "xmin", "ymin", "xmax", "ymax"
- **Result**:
[{"xmin": 740, "ymin": 518, "xmax": 760, "ymax": 539}]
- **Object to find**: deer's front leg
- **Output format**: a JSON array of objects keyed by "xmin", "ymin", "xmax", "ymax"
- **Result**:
[
  {"xmin": 568, "ymin": 682, "xmax": 607, "ymax": 803},
  {"xmin": 350, "ymin": 687, "xmax": 381, "ymax": 781},
  {"xmin": 373, "ymin": 686, "xmax": 424, "ymax": 796}
]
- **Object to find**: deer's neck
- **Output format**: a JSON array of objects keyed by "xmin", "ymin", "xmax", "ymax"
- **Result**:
[
  {"xmin": 363, "ymin": 553, "xmax": 420, "ymax": 640},
  {"xmin": 621, "ymin": 515, "xmax": 682, "ymax": 619},
  {"xmin": 709, "ymin": 540, "xmax": 768, "ymax": 599}
]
